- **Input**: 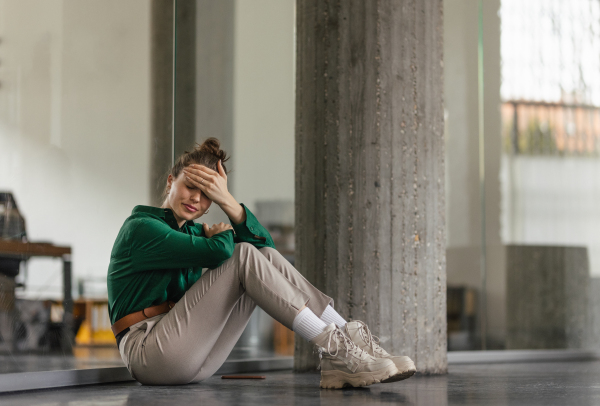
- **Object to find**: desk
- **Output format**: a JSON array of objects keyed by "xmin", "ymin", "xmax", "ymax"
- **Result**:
[{"xmin": 0, "ymin": 240, "xmax": 73, "ymax": 353}]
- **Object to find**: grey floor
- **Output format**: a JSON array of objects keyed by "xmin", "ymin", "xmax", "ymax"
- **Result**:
[{"xmin": 2, "ymin": 361, "xmax": 600, "ymax": 405}]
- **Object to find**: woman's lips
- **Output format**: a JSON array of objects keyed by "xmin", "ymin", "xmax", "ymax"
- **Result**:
[{"xmin": 183, "ymin": 204, "xmax": 198, "ymax": 212}]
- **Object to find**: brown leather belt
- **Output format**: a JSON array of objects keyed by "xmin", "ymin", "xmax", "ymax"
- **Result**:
[{"xmin": 111, "ymin": 301, "xmax": 176, "ymax": 336}]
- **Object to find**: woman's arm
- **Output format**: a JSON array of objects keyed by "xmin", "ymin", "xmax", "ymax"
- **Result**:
[
  {"xmin": 129, "ymin": 217, "xmax": 235, "ymax": 271},
  {"xmin": 229, "ymin": 204, "xmax": 275, "ymax": 249},
  {"xmin": 193, "ymin": 204, "xmax": 275, "ymax": 249},
  {"xmin": 219, "ymin": 194, "xmax": 246, "ymax": 225}
]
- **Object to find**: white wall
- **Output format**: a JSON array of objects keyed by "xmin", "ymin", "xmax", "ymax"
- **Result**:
[
  {"xmin": 0, "ymin": 0, "xmax": 151, "ymax": 298},
  {"xmin": 231, "ymin": 0, "xmax": 295, "ymax": 212}
]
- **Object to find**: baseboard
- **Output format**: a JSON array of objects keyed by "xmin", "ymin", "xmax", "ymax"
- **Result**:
[{"xmin": 448, "ymin": 349, "xmax": 599, "ymax": 364}]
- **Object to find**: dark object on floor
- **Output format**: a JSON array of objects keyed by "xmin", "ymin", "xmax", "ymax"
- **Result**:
[
  {"xmin": 221, "ymin": 375, "xmax": 266, "ymax": 379},
  {"xmin": 447, "ymin": 286, "xmax": 478, "ymax": 351}
]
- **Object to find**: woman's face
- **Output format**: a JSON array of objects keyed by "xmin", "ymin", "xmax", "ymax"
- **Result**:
[{"xmin": 164, "ymin": 166, "xmax": 212, "ymax": 226}]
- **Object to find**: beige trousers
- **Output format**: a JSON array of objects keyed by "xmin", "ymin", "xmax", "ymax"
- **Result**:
[{"xmin": 119, "ymin": 242, "xmax": 333, "ymax": 385}]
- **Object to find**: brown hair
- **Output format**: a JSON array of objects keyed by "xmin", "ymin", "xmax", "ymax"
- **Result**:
[{"xmin": 163, "ymin": 137, "xmax": 230, "ymax": 197}]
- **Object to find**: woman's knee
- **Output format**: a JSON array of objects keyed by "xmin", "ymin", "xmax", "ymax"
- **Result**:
[
  {"xmin": 234, "ymin": 242, "xmax": 259, "ymax": 258},
  {"xmin": 258, "ymin": 246, "xmax": 277, "ymax": 255},
  {"xmin": 257, "ymin": 246, "xmax": 280, "ymax": 263}
]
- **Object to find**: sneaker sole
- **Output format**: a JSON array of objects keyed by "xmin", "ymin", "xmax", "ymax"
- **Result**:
[
  {"xmin": 381, "ymin": 368, "xmax": 416, "ymax": 383},
  {"xmin": 320, "ymin": 364, "xmax": 399, "ymax": 389}
]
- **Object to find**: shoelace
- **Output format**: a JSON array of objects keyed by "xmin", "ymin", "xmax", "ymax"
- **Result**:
[
  {"xmin": 324, "ymin": 328, "xmax": 367, "ymax": 360},
  {"xmin": 352, "ymin": 320, "xmax": 386, "ymax": 356}
]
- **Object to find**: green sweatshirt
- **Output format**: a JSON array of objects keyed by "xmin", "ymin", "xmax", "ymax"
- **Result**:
[{"xmin": 107, "ymin": 204, "xmax": 275, "ymax": 325}]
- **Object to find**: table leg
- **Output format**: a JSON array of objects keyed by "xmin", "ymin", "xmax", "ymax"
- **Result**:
[{"xmin": 62, "ymin": 255, "xmax": 73, "ymax": 354}]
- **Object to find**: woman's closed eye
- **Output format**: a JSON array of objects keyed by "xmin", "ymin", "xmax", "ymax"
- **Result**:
[{"xmin": 186, "ymin": 184, "xmax": 208, "ymax": 199}]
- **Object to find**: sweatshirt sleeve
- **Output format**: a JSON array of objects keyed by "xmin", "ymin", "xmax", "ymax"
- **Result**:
[
  {"xmin": 229, "ymin": 204, "xmax": 276, "ymax": 249},
  {"xmin": 129, "ymin": 218, "xmax": 235, "ymax": 271}
]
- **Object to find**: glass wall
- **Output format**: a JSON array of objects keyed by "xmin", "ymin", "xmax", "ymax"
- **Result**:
[
  {"xmin": 0, "ymin": 0, "xmax": 155, "ymax": 372},
  {"xmin": 445, "ymin": 0, "xmax": 600, "ymax": 351},
  {"xmin": 499, "ymin": 0, "xmax": 600, "ymax": 350}
]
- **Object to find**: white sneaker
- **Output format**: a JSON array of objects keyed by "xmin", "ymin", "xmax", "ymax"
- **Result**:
[
  {"xmin": 311, "ymin": 323, "xmax": 399, "ymax": 389},
  {"xmin": 345, "ymin": 320, "xmax": 416, "ymax": 383}
]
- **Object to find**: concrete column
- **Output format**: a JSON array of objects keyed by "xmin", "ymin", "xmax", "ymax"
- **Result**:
[
  {"xmin": 506, "ymin": 245, "xmax": 589, "ymax": 349},
  {"xmin": 149, "ymin": 0, "xmax": 174, "ymax": 206},
  {"xmin": 195, "ymin": 0, "xmax": 235, "ymax": 195},
  {"xmin": 586, "ymin": 277, "xmax": 600, "ymax": 350},
  {"xmin": 294, "ymin": 0, "xmax": 447, "ymax": 373},
  {"xmin": 173, "ymin": 0, "xmax": 196, "ymax": 158},
  {"xmin": 191, "ymin": 0, "xmax": 235, "ymax": 227},
  {"xmin": 150, "ymin": 0, "xmax": 198, "ymax": 205}
]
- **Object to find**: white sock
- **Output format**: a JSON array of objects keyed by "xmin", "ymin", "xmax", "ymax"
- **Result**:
[
  {"xmin": 320, "ymin": 305, "xmax": 347, "ymax": 329},
  {"xmin": 292, "ymin": 308, "xmax": 328, "ymax": 341}
]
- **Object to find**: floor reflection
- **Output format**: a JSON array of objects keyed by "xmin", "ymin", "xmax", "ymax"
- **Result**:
[
  {"xmin": 0, "ymin": 347, "xmax": 122, "ymax": 373},
  {"xmin": 0, "ymin": 346, "xmax": 287, "ymax": 374},
  {"xmin": 319, "ymin": 387, "xmax": 418, "ymax": 405}
]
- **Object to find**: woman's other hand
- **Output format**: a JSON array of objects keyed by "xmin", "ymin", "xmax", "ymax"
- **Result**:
[
  {"xmin": 183, "ymin": 161, "xmax": 230, "ymax": 205},
  {"xmin": 203, "ymin": 222, "xmax": 233, "ymax": 238}
]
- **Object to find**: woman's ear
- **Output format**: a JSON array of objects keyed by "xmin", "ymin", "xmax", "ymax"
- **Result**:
[{"xmin": 165, "ymin": 174, "xmax": 174, "ymax": 194}]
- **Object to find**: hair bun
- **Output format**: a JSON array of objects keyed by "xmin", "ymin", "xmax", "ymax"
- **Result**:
[{"xmin": 197, "ymin": 137, "xmax": 228, "ymax": 162}]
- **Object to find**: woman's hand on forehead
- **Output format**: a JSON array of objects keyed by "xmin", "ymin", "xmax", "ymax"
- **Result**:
[
  {"xmin": 182, "ymin": 161, "xmax": 230, "ymax": 205},
  {"xmin": 189, "ymin": 164, "xmax": 217, "ymax": 175}
]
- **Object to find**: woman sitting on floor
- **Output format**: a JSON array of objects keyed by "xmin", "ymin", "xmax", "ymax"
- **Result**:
[{"xmin": 107, "ymin": 137, "xmax": 416, "ymax": 389}]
